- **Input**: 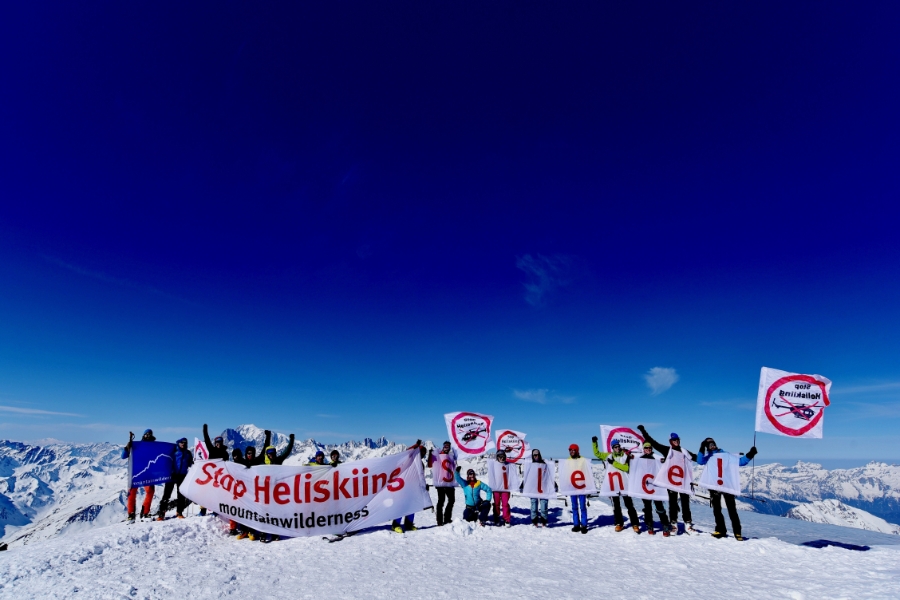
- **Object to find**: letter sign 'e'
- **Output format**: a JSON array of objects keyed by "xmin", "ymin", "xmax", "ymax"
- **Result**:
[
  {"xmin": 571, "ymin": 470, "xmax": 586, "ymax": 489},
  {"xmin": 668, "ymin": 465, "xmax": 684, "ymax": 487}
]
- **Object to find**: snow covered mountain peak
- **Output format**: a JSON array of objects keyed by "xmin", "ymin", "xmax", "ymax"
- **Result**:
[{"xmin": 787, "ymin": 499, "xmax": 900, "ymax": 535}]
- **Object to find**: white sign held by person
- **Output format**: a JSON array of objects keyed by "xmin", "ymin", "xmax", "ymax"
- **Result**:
[
  {"xmin": 598, "ymin": 465, "xmax": 629, "ymax": 497},
  {"xmin": 698, "ymin": 452, "xmax": 742, "ymax": 496},
  {"xmin": 444, "ymin": 411, "xmax": 493, "ymax": 455},
  {"xmin": 495, "ymin": 429, "xmax": 529, "ymax": 463},
  {"xmin": 599, "ymin": 425, "xmax": 644, "ymax": 455},
  {"xmin": 487, "ymin": 461, "xmax": 521, "ymax": 493},
  {"xmin": 756, "ymin": 367, "xmax": 832, "ymax": 439},
  {"xmin": 556, "ymin": 458, "xmax": 597, "ymax": 495},
  {"xmin": 194, "ymin": 437, "xmax": 209, "ymax": 461},
  {"xmin": 429, "ymin": 448, "xmax": 458, "ymax": 488},
  {"xmin": 651, "ymin": 447, "xmax": 693, "ymax": 496},
  {"xmin": 520, "ymin": 461, "xmax": 555, "ymax": 499},
  {"xmin": 180, "ymin": 449, "xmax": 432, "ymax": 538},
  {"xmin": 627, "ymin": 457, "xmax": 662, "ymax": 500}
]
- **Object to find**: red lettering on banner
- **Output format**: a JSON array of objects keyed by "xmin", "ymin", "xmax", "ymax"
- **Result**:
[
  {"xmin": 387, "ymin": 467, "xmax": 405, "ymax": 492},
  {"xmin": 195, "ymin": 462, "xmax": 216, "ymax": 485},
  {"xmin": 441, "ymin": 459, "xmax": 453, "ymax": 482},
  {"xmin": 313, "ymin": 479, "xmax": 330, "ymax": 501},
  {"xmin": 273, "ymin": 482, "xmax": 290, "ymax": 505},
  {"xmin": 668, "ymin": 465, "xmax": 684, "ymax": 487},
  {"xmin": 537, "ymin": 468, "xmax": 544, "ymax": 494},
  {"xmin": 362, "ymin": 468, "xmax": 369, "ymax": 495},
  {"xmin": 334, "ymin": 471, "xmax": 352, "ymax": 500},
  {"xmin": 608, "ymin": 471, "xmax": 624, "ymax": 491},
  {"xmin": 233, "ymin": 480, "xmax": 246, "ymax": 500},
  {"xmin": 213, "ymin": 468, "xmax": 224, "ymax": 488},
  {"xmin": 255, "ymin": 476, "xmax": 270, "ymax": 504},
  {"xmin": 642, "ymin": 474, "xmax": 655, "ymax": 495},
  {"xmin": 717, "ymin": 458, "xmax": 724, "ymax": 485},
  {"xmin": 220, "ymin": 474, "xmax": 233, "ymax": 492},
  {"xmin": 571, "ymin": 470, "xmax": 586, "ymax": 489},
  {"xmin": 293, "ymin": 475, "xmax": 303, "ymax": 503},
  {"xmin": 503, "ymin": 467, "xmax": 509, "ymax": 490},
  {"xmin": 372, "ymin": 473, "xmax": 387, "ymax": 493},
  {"xmin": 352, "ymin": 469, "xmax": 359, "ymax": 497}
]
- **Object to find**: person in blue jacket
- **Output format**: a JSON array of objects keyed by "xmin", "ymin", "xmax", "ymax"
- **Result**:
[
  {"xmin": 157, "ymin": 437, "xmax": 194, "ymax": 520},
  {"xmin": 454, "ymin": 467, "xmax": 492, "ymax": 526},
  {"xmin": 697, "ymin": 437, "xmax": 757, "ymax": 540}
]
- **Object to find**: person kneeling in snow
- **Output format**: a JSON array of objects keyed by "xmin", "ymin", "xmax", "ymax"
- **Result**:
[
  {"xmin": 697, "ymin": 437, "xmax": 757, "ymax": 541},
  {"xmin": 454, "ymin": 467, "xmax": 492, "ymax": 526}
]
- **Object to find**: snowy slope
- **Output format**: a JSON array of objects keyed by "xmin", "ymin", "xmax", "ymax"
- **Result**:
[
  {"xmin": 1, "ymin": 492, "xmax": 899, "ymax": 600},
  {"xmin": 786, "ymin": 499, "xmax": 900, "ymax": 535}
]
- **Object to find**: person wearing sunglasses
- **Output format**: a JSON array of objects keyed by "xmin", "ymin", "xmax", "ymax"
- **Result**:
[
  {"xmin": 635, "ymin": 442, "xmax": 671, "ymax": 536},
  {"xmin": 592, "ymin": 437, "xmax": 639, "ymax": 532},
  {"xmin": 638, "ymin": 425, "xmax": 697, "ymax": 534},
  {"xmin": 698, "ymin": 437, "xmax": 757, "ymax": 541},
  {"xmin": 156, "ymin": 438, "xmax": 193, "ymax": 521}
]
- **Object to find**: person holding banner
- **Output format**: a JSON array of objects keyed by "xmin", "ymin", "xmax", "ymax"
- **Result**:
[
  {"xmin": 487, "ymin": 450, "xmax": 517, "ymax": 527},
  {"xmin": 638, "ymin": 425, "xmax": 697, "ymax": 534},
  {"xmin": 697, "ymin": 437, "xmax": 757, "ymax": 540},
  {"xmin": 428, "ymin": 442, "xmax": 458, "ymax": 526},
  {"xmin": 565, "ymin": 444, "xmax": 591, "ymax": 534},
  {"xmin": 392, "ymin": 441, "xmax": 426, "ymax": 533},
  {"xmin": 156, "ymin": 438, "xmax": 193, "ymax": 521},
  {"xmin": 523, "ymin": 448, "xmax": 552, "ymax": 527},
  {"xmin": 592, "ymin": 437, "xmax": 639, "ymax": 532},
  {"xmin": 122, "ymin": 429, "xmax": 157, "ymax": 521},
  {"xmin": 330, "ymin": 450, "xmax": 342, "ymax": 466},
  {"xmin": 454, "ymin": 467, "xmax": 492, "ymax": 526},
  {"xmin": 307, "ymin": 450, "xmax": 327, "ymax": 466},
  {"xmin": 202, "ymin": 424, "xmax": 230, "ymax": 461},
  {"xmin": 635, "ymin": 443, "xmax": 671, "ymax": 536}
]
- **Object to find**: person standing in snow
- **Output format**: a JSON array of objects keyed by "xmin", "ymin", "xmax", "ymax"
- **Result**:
[
  {"xmin": 122, "ymin": 429, "xmax": 157, "ymax": 521},
  {"xmin": 428, "ymin": 441, "xmax": 458, "ymax": 526},
  {"xmin": 263, "ymin": 433, "xmax": 295, "ymax": 465},
  {"xmin": 638, "ymin": 425, "xmax": 697, "ymax": 534},
  {"xmin": 592, "ymin": 437, "xmax": 640, "ymax": 532},
  {"xmin": 454, "ymin": 467, "xmax": 492, "ymax": 525},
  {"xmin": 566, "ymin": 444, "xmax": 590, "ymax": 534},
  {"xmin": 391, "ymin": 440, "xmax": 426, "ymax": 533},
  {"xmin": 156, "ymin": 438, "xmax": 193, "ymax": 520},
  {"xmin": 635, "ymin": 442, "xmax": 671, "ymax": 536},
  {"xmin": 526, "ymin": 448, "xmax": 550, "ymax": 527},
  {"xmin": 697, "ymin": 437, "xmax": 757, "ymax": 540},
  {"xmin": 490, "ymin": 450, "xmax": 513, "ymax": 527},
  {"xmin": 202, "ymin": 424, "xmax": 230, "ymax": 461}
]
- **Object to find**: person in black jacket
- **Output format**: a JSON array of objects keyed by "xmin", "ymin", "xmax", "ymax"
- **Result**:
[
  {"xmin": 635, "ymin": 443, "xmax": 671, "ymax": 536},
  {"xmin": 202, "ymin": 424, "xmax": 230, "ymax": 461},
  {"xmin": 243, "ymin": 430, "xmax": 272, "ymax": 467},
  {"xmin": 263, "ymin": 434, "xmax": 295, "ymax": 465},
  {"xmin": 638, "ymin": 425, "xmax": 697, "ymax": 534},
  {"xmin": 156, "ymin": 438, "xmax": 193, "ymax": 520}
]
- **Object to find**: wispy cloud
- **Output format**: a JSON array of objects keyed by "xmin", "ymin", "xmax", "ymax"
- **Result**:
[
  {"xmin": 513, "ymin": 388, "xmax": 576, "ymax": 404},
  {"xmin": 515, "ymin": 254, "xmax": 575, "ymax": 307},
  {"xmin": 0, "ymin": 405, "xmax": 83, "ymax": 417},
  {"xmin": 644, "ymin": 367, "xmax": 679, "ymax": 395}
]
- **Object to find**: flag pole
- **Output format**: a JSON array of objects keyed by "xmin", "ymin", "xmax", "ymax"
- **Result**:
[{"xmin": 751, "ymin": 432, "xmax": 757, "ymax": 499}]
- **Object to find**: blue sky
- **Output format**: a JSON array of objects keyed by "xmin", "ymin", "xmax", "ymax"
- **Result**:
[{"xmin": 1, "ymin": 2, "xmax": 899, "ymax": 460}]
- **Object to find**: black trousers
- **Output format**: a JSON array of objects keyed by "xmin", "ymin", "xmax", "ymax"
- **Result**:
[
  {"xmin": 158, "ymin": 474, "xmax": 188, "ymax": 517},
  {"xmin": 642, "ymin": 499, "xmax": 670, "ymax": 531},
  {"xmin": 668, "ymin": 489, "xmax": 693, "ymax": 524},
  {"xmin": 710, "ymin": 490, "xmax": 741, "ymax": 536},
  {"xmin": 612, "ymin": 495, "xmax": 639, "ymax": 527},
  {"xmin": 436, "ymin": 487, "xmax": 455, "ymax": 526}
]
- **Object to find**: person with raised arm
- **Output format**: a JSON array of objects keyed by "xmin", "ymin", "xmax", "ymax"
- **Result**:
[
  {"xmin": 122, "ymin": 429, "xmax": 157, "ymax": 521},
  {"xmin": 202, "ymin": 424, "xmax": 230, "ymax": 461},
  {"xmin": 592, "ymin": 436, "xmax": 640, "ymax": 532},
  {"xmin": 697, "ymin": 437, "xmax": 757, "ymax": 540},
  {"xmin": 263, "ymin": 433, "xmax": 295, "ymax": 465},
  {"xmin": 637, "ymin": 425, "xmax": 697, "ymax": 534},
  {"xmin": 428, "ymin": 441, "xmax": 458, "ymax": 526},
  {"xmin": 454, "ymin": 467, "xmax": 492, "ymax": 526},
  {"xmin": 243, "ymin": 429, "xmax": 271, "ymax": 467}
]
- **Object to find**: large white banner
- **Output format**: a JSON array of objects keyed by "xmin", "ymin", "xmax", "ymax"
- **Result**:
[
  {"xmin": 494, "ymin": 429, "xmax": 529, "ymax": 463},
  {"xmin": 487, "ymin": 461, "xmax": 521, "ymax": 493},
  {"xmin": 627, "ymin": 457, "xmax": 662, "ymax": 500},
  {"xmin": 556, "ymin": 458, "xmax": 597, "ymax": 495},
  {"xmin": 520, "ymin": 461, "xmax": 555, "ymax": 499},
  {"xmin": 597, "ymin": 466, "xmax": 629, "ymax": 497},
  {"xmin": 756, "ymin": 367, "xmax": 832, "ymax": 438},
  {"xmin": 429, "ymin": 449, "xmax": 458, "ymax": 488},
  {"xmin": 444, "ymin": 411, "xmax": 494, "ymax": 455},
  {"xmin": 180, "ymin": 449, "xmax": 432, "ymax": 537},
  {"xmin": 698, "ymin": 452, "xmax": 742, "ymax": 496},
  {"xmin": 599, "ymin": 425, "xmax": 644, "ymax": 455},
  {"xmin": 651, "ymin": 447, "xmax": 693, "ymax": 496}
]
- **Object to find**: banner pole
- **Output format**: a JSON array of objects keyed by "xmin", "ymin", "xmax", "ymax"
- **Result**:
[{"xmin": 751, "ymin": 432, "xmax": 757, "ymax": 499}]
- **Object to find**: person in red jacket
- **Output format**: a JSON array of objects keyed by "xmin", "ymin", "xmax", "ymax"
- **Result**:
[{"xmin": 122, "ymin": 429, "xmax": 157, "ymax": 521}]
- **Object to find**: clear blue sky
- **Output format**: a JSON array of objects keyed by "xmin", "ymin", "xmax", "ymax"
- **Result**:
[{"xmin": 1, "ymin": 2, "xmax": 899, "ymax": 460}]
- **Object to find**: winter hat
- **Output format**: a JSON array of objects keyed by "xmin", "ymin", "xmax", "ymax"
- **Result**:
[
  {"xmin": 176, "ymin": 438, "xmax": 188, "ymax": 444},
  {"xmin": 642, "ymin": 442, "xmax": 652, "ymax": 449},
  {"xmin": 611, "ymin": 439, "xmax": 621, "ymax": 447},
  {"xmin": 670, "ymin": 432, "xmax": 680, "ymax": 440},
  {"xmin": 143, "ymin": 429, "xmax": 153, "ymax": 436},
  {"xmin": 496, "ymin": 449, "xmax": 506, "ymax": 458},
  {"xmin": 466, "ymin": 469, "xmax": 476, "ymax": 477},
  {"xmin": 315, "ymin": 450, "xmax": 325, "ymax": 457},
  {"xmin": 231, "ymin": 449, "xmax": 242, "ymax": 460},
  {"xmin": 569, "ymin": 443, "xmax": 580, "ymax": 453},
  {"xmin": 214, "ymin": 436, "xmax": 224, "ymax": 444}
]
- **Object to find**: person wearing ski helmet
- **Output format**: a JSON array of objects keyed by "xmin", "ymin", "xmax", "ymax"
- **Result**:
[
  {"xmin": 157, "ymin": 438, "xmax": 193, "ymax": 520},
  {"xmin": 428, "ymin": 441, "xmax": 458, "ymax": 526},
  {"xmin": 391, "ymin": 440, "xmax": 426, "ymax": 533},
  {"xmin": 567, "ymin": 444, "xmax": 591, "ymax": 533},
  {"xmin": 592, "ymin": 436, "xmax": 639, "ymax": 532},
  {"xmin": 698, "ymin": 437, "xmax": 757, "ymax": 541},
  {"xmin": 528, "ymin": 448, "xmax": 550, "ymax": 527},
  {"xmin": 490, "ymin": 450, "xmax": 513, "ymax": 527},
  {"xmin": 637, "ymin": 425, "xmax": 697, "ymax": 534},
  {"xmin": 122, "ymin": 429, "xmax": 158, "ymax": 521},
  {"xmin": 635, "ymin": 442, "xmax": 671, "ymax": 536},
  {"xmin": 202, "ymin": 424, "xmax": 230, "ymax": 461},
  {"xmin": 307, "ymin": 450, "xmax": 327, "ymax": 466},
  {"xmin": 454, "ymin": 466, "xmax": 492, "ymax": 525}
]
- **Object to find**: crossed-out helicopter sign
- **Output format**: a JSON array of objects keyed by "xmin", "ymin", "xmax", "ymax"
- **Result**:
[
  {"xmin": 755, "ymin": 367, "xmax": 832, "ymax": 438},
  {"xmin": 445, "ymin": 411, "xmax": 494, "ymax": 455}
]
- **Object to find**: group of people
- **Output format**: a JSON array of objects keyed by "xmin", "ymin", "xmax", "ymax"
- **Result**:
[{"xmin": 123, "ymin": 424, "xmax": 758, "ymax": 541}]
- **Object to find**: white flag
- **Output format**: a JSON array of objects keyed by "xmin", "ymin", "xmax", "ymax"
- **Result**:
[
  {"xmin": 193, "ymin": 437, "xmax": 208, "ymax": 461},
  {"xmin": 756, "ymin": 367, "xmax": 831, "ymax": 438},
  {"xmin": 599, "ymin": 425, "xmax": 644, "ymax": 455},
  {"xmin": 444, "ymin": 411, "xmax": 493, "ymax": 456},
  {"xmin": 494, "ymin": 429, "xmax": 530, "ymax": 463},
  {"xmin": 651, "ymin": 447, "xmax": 693, "ymax": 496},
  {"xmin": 487, "ymin": 461, "xmax": 521, "ymax": 493},
  {"xmin": 520, "ymin": 461, "xmax": 555, "ymax": 499},
  {"xmin": 597, "ymin": 466, "xmax": 629, "ymax": 497},
  {"xmin": 556, "ymin": 458, "xmax": 597, "ymax": 495},
  {"xmin": 627, "ymin": 457, "xmax": 662, "ymax": 500},
  {"xmin": 698, "ymin": 452, "xmax": 742, "ymax": 495}
]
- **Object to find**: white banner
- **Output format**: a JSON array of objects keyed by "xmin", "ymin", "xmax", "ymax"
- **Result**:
[
  {"xmin": 599, "ymin": 425, "xmax": 644, "ymax": 455},
  {"xmin": 556, "ymin": 458, "xmax": 597, "ymax": 496},
  {"xmin": 487, "ymin": 461, "xmax": 521, "ymax": 493},
  {"xmin": 651, "ymin": 447, "xmax": 693, "ymax": 496},
  {"xmin": 180, "ymin": 449, "xmax": 432, "ymax": 537},
  {"xmin": 698, "ymin": 452, "xmax": 742, "ymax": 496},
  {"xmin": 444, "ymin": 411, "xmax": 494, "ymax": 455},
  {"xmin": 193, "ymin": 437, "xmax": 208, "ymax": 461},
  {"xmin": 494, "ymin": 429, "xmax": 529, "ymax": 463},
  {"xmin": 520, "ymin": 461, "xmax": 555, "ymax": 499},
  {"xmin": 756, "ymin": 366, "xmax": 832, "ymax": 438},
  {"xmin": 429, "ymin": 450, "xmax": 458, "ymax": 488},
  {"xmin": 627, "ymin": 457, "xmax": 662, "ymax": 500},
  {"xmin": 598, "ymin": 465, "xmax": 629, "ymax": 497}
]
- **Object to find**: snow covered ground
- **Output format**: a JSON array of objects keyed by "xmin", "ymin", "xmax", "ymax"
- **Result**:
[{"xmin": 2, "ymin": 492, "xmax": 899, "ymax": 599}]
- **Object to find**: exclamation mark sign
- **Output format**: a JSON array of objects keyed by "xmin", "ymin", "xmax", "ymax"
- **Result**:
[{"xmin": 717, "ymin": 457, "xmax": 724, "ymax": 485}]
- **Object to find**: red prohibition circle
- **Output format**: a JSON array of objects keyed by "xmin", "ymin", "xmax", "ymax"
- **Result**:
[
  {"xmin": 764, "ymin": 375, "xmax": 830, "ymax": 436},
  {"xmin": 605, "ymin": 427, "xmax": 644, "ymax": 453},
  {"xmin": 450, "ymin": 412, "xmax": 491, "ymax": 454},
  {"xmin": 495, "ymin": 430, "xmax": 526, "ymax": 463}
]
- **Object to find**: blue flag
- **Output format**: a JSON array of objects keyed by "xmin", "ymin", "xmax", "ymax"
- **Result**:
[{"xmin": 129, "ymin": 441, "xmax": 177, "ymax": 488}]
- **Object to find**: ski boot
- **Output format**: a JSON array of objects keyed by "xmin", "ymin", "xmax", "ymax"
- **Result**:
[
  {"xmin": 633, "ymin": 525, "xmax": 641, "ymax": 534},
  {"xmin": 614, "ymin": 524, "xmax": 625, "ymax": 532},
  {"xmin": 734, "ymin": 534, "xmax": 743, "ymax": 541},
  {"xmin": 647, "ymin": 527, "xmax": 656, "ymax": 535},
  {"xmin": 391, "ymin": 525, "xmax": 404, "ymax": 534}
]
